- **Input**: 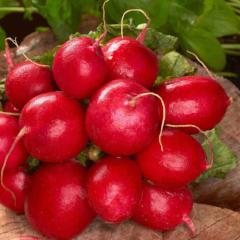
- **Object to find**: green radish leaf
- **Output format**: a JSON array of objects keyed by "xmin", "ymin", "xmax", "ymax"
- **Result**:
[
  {"xmin": 32, "ymin": 45, "xmax": 60, "ymax": 66},
  {"xmin": 197, "ymin": 128, "xmax": 238, "ymax": 182},
  {"xmin": 69, "ymin": 24, "xmax": 103, "ymax": 41},
  {"xmin": 107, "ymin": 23, "xmax": 178, "ymax": 53},
  {"xmin": 195, "ymin": 0, "xmax": 240, "ymax": 37},
  {"xmin": 71, "ymin": 23, "xmax": 178, "ymax": 54},
  {"xmin": 22, "ymin": 0, "xmax": 36, "ymax": 20},
  {"xmin": 143, "ymin": 27, "xmax": 178, "ymax": 52},
  {"xmin": 30, "ymin": 0, "xmax": 98, "ymax": 42},
  {"xmin": 180, "ymin": 27, "xmax": 226, "ymax": 71},
  {"xmin": 168, "ymin": 1, "xmax": 200, "ymax": 34},
  {"xmin": 103, "ymin": 0, "xmax": 170, "ymax": 29},
  {"xmin": 0, "ymin": 27, "xmax": 6, "ymax": 50},
  {"xmin": 0, "ymin": 0, "xmax": 20, "ymax": 18},
  {"xmin": 35, "ymin": 26, "xmax": 50, "ymax": 33},
  {"xmin": 171, "ymin": 0, "xmax": 204, "ymax": 15},
  {"xmin": 159, "ymin": 51, "xmax": 195, "ymax": 83}
]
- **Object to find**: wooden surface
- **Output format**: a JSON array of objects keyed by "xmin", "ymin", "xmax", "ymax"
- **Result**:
[
  {"xmin": 1, "ymin": 204, "xmax": 240, "ymax": 240},
  {"xmin": 0, "ymin": 32, "xmax": 240, "ymax": 239}
]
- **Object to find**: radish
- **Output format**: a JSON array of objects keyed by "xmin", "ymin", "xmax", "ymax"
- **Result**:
[
  {"xmin": 4, "ymin": 38, "xmax": 55, "ymax": 109},
  {"xmin": 137, "ymin": 128, "xmax": 208, "ymax": 188},
  {"xmin": 102, "ymin": 10, "xmax": 158, "ymax": 88},
  {"xmin": 87, "ymin": 156, "xmax": 142, "ymax": 223},
  {"xmin": 0, "ymin": 168, "xmax": 30, "ymax": 213},
  {"xmin": 155, "ymin": 76, "xmax": 230, "ymax": 133},
  {"xmin": 53, "ymin": 37, "xmax": 108, "ymax": 99},
  {"xmin": 133, "ymin": 182, "xmax": 195, "ymax": 234},
  {"xmin": 16, "ymin": 91, "xmax": 87, "ymax": 162},
  {"xmin": 0, "ymin": 113, "xmax": 28, "ymax": 171},
  {"xmin": 86, "ymin": 79, "xmax": 161, "ymax": 156},
  {"xmin": 3, "ymin": 101, "xmax": 20, "ymax": 114},
  {"xmin": 103, "ymin": 36, "xmax": 158, "ymax": 88},
  {"xmin": 5, "ymin": 61, "xmax": 55, "ymax": 109},
  {"xmin": 25, "ymin": 161, "xmax": 96, "ymax": 239}
]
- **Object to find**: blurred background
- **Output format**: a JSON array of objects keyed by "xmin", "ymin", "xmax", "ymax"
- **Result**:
[{"xmin": 0, "ymin": 0, "xmax": 240, "ymax": 87}]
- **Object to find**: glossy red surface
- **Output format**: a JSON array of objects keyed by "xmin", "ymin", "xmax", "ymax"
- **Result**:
[
  {"xmin": 6, "ymin": 61, "xmax": 55, "ymax": 109},
  {"xmin": 133, "ymin": 183, "xmax": 193, "ymax": 230},
  {"xmin": 137, "ymin": 128, "xmax": 207, "ymax": 188},
  {"xmin": 0, "ymin": 168, "xmax": 30, "ymax": 213},
  {"xmin": 86, "ymin": 79, "xmax": 160, "ymax": 156},
  {"xmin": 103, "ymin": 36, "xmax": 158, "ymax": 88},
  {"xmin": 3, "ymin": 101, "xmax": 20, "ymax": 113},
  {"xmin": 53, "ymin": 37, "xmax": 108, "ymax": 99},
  {"xmin": 87, "ymin": 156, "xmax": 142, "ymax": 223},
  {"xmin": 19, "ymin": 91, "xmax": 87, "ymax": 162},
  {"xmin": 0, "ymin": 113, "xmax": 28, "ymax": 170},
  {"xmin": 25, "ymin": 162, "xmax": 96, "ymax": 239},
  {"xmin": 155, "ymin": 76, "xmax": 230, "ymax": 133}
]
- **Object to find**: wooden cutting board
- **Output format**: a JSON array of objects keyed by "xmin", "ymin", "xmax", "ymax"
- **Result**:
[{"xmin": 1, "ymin": 203, "xmax": 240, "ymax": 240}]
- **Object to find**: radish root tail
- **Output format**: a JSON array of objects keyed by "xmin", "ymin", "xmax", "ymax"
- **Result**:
[
  {"xmin": 130, "ymin": 92, "xmax": 166, "ymax": 151},
  {"xmin": 120, "ymin": 9, "xmax": 151, "ymax": 44},
  {"xmin": 187, "ymin": 50, "xmax": 214, "ymax": 80},
  {"xmin": 166, "ymin": 124, "xmax": 214, "ymax": 169},
  {"xmin": 4, "ymin": 38, "xmax": 15, "ymax": 71},
  {"xmin": 0, "ymin": 127, "xmax": 28, "ymax": 206},
  {"xmin": 95, "ymin": 0, "xmax": 110, "ymax": 45},
  {"xmin": 182, "ymin": 214, "xmax": 196, "ymax": 237},
  {"xmin": 0, "ymin": 111, "xmax": 20, "ymax": 117},
  {"xmin": 5, "ymin": 37, "xmax": 49, "ymax": 68}
]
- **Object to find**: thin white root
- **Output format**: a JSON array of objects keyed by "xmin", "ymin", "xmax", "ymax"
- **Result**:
[
  {"xmin": 131, "ymin": 92, "xmax": 166, "ymax": 151},
  {"xmin": 5, "ymin": 37, "xmax": 49, "ymax": 68},
  {"xmin": 95, "ymin": 0, "xmax": 110, "ymax": 44},
  {"xmin": 120, "ymin": 9, "xmax": 151, "ymax": 43},
  {"xmin": 0, "ymin": 127, "xmax": 28, "ymax": 206},
  {"xmin": 0, "ymin": 111, "xmax": 20, "ymax": 117},
  {"xmin": 187, "ymin": 50, "xmax": 215, "ymax": 79}
]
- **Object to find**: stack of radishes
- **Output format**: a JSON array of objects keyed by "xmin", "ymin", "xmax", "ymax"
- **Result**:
[{"xmin": 0, "ymin": 23, "xmax": 230, "ymax": 240}]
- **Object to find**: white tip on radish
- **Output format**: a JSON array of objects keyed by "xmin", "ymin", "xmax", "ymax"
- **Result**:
[{"xmin": 182, "ymin": 214, "xmax": 196, "ymax": 237}]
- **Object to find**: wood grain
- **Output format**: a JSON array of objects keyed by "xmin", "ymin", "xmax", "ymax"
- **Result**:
[{"xmin": 1, "ymin": 204, "xmax": 240, "ymax": 240}]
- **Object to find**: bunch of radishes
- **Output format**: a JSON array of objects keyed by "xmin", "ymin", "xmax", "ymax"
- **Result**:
[{"xmin": 0, "ymin": 17, "xmax": 230, "ymax": 240}]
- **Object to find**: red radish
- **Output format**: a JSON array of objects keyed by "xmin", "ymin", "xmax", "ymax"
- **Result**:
[
  {"xmin": 25, "ymin": 161, "xmax": 96, "ymax": 239},
  {"xmin": 3, "ymin": 101, "xmax": 20, "ymax": 114},
  {"xmin": 0, "ymin": 113, "xmax": 28, "ymax": 171},
  {"xmin": 86, "ymin": 79, "xmax": 160, "ymax": 156},
  {"xmin": 0, "ymin": 168, "xmax": 30, "ymax": 213},
  {"xmin": 53, "ymin": 37, "xmax": 108, "ymax": 99},
  {"xmin": 17, "ymin": 91, "xmax": 87, "ymax": 162},
  {"xmin": 87, "ymin": 156, "xmax": 142, "ymax": 223},
  {"xmin": 103, "ymin": 36, "xmax": 158, "ymax": 88},
  {"xmin": 133, "ymin": 182, "xmax": 195, "ymax": 233},
  {"xmin": 5, "ymin": 61, "xmax": 55, "ymax": 109},
  {"xmin": 137, "ymin": 128, "xmax": 207, "ymax": 188},
  {"xmin": 155, "ymin": 76, "xmax": 230, "ymax": 133}
]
